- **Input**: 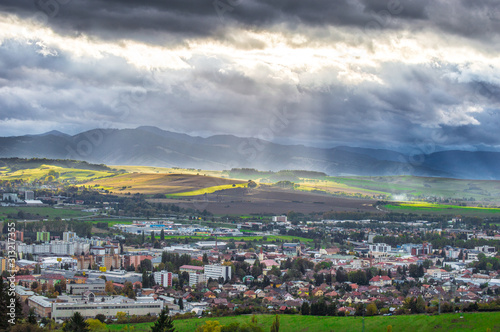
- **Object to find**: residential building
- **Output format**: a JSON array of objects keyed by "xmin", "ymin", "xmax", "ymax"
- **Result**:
[
  {"xmin": 36, "ymin": 232, "xmax": 50, "ymax": 243},
  {"xmin": 154, "ymin": 270, "xmax": 173, "ymax": 287},
  {"xmin": 123, "ymin": 254, "xmax": 153, "ymax": 269},
  {"xmin": 369, "ymin": 243, "xmax": 391, "ymax": 253},
  {"xmin": 25, "ymin": 191, "xmax": 35, "ymax": 200},
  {"xmin": 204, "ymin": 265, "xmax": 232, "ymax": 282},
  {"xmin": 369, "ymin": 275, "xmax": 392, "ymax": 286},
  {"xmin": 63, "ymin": 232, "xmax": 77, "ymax": 242},
  {"xmin": 14, "ymin": 231, "xmax": 24, "ymax": 242},
  {"xmin": 189, "ymin": 273, "xmax": 207, "ymax": 287},
  {"xmin": 426, "ymin": 268, "xmax": 451, "ymax": 279},
  {"xmin": 272, "ymin": 215, "xmax": 287, "ymax": 223}
]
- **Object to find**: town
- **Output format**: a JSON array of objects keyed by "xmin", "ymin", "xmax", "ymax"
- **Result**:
[{"xmin": 1, "ymin": 188, "xmax": 499, "ymax": 331}]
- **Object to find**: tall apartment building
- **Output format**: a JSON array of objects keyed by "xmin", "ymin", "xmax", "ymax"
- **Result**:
[
  {"xmin": 18, "ymin": 242, "xmax": 75, "ymax": 256},
  {"xmin": 25, "ymin": 191, "xmax": 35, "ymax": 200},
  {"xmin": 36, "ymin": 232, "xmax": 50, "ymax": 243},
  {"xmin": 14, "ymin": 231, "xmax": 24, "ymax": 242},
  {"xmin": 189, "ymin": 273, "xmax": 207, "ymax": 287},
  {"xmin": 63, "ymin": 231, "xmax": 77, "ymax": 242},
  {"xmin": 123, "ymin": 254, "xmax": 153, "ymax": 269},
  {"xmin": 204, "ymin": 265, "xmax": 232, "ymax": 282},
  {"xmin": 154, "ymin": 270, "xmax": 173, "ymax": 287}
]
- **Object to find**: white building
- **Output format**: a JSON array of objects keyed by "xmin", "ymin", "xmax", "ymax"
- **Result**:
[
  {"xmin": 426, "ymin": 268, "xmax": 451, "ymax": 280},
  {"xmin": 2, "ymin": 193, "xmax": 21, "ymax": 203},
  {"xmin": 204, "ymin": 265, "xmax": 232, "ymax": 282},
  {"xmin": 189, "ymin": 273, "xmax": 207, "ymax": 287},
  {"xmin": 35, "ymin": 294, "xmax": 164, "ymax": 320},
  {"xmin": 18, "ymin": 243, "xmax": 50, "ymax": 255},
  {"xmin": 25, "ymin": 191, "xmax": 35, "ymax": 200},
  {"xmin": 272, "ymin": 215, "xmax": 287, "ymax": 223},
  {"xmin": 50, "ymin": 241, "xmax": 75, "ymax": 256},
  {"xmin": 369, "ymin": 243, "xmax": 391, "ymax": 253},
  {"xmin": 74, "ymin": 242, "xmax": 90, "ymax": 255},
  {"xmin": 475, "ymin": 245, "xmax": 496, "ymax": 253},
  {"xmin": 154, "ymin": 270, "xmax": 173, "ymax": 287},
  {"xmin": 195, "ymin": 241, "xmax": 227, "ymax": 250},
  {"xmin": 18, "ymin": 241, "xmax": 76, "ymax": 256},
  {"xmin": 63, "ymin": 232, "xmax": 77, "ymax": 242}
]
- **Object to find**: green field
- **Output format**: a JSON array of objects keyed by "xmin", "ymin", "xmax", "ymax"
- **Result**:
[
  {"xmin": 332, "ymin": 175, "xmax": 500, "ymax": 203},
  {"xmin": 106, "ymin": 312, "xmax": 500, "ymax": 332},
  {"xmin": 87, "ymin": 219, "xmax": 134, "ymax": 227},
  {"xmin": 385, "ymin": 201, "xmax": 500, "ymax": 216},
  {"xmin": 156, "ymin": 235, "xmax": 313, "ymax": 243},
  {"xmin": 0, "ymin": 206, "xmax": 92, "ymax": 219}
]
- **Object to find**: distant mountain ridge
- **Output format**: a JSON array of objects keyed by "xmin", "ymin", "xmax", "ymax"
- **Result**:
[{"xmin": 0, "ymin": 126, "xmax": 499, "ymax": 180}]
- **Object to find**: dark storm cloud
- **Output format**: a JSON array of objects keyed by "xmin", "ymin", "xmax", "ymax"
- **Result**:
[
  {"xmin": 0, "ymin": 0, "xmax": 498, "ymax": 46},
  {"xmin": 1, "ymin": 0, "xmax": 500, "ymax": 149}
]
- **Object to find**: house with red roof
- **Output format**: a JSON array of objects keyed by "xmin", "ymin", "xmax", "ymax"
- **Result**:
[{"xmin": 369, "ymin": 275, "xmax": 392, "ymax": 287}]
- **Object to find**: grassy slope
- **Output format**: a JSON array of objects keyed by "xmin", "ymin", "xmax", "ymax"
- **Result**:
[
  {"xmin": 0, "ymin": 164, "xmax": 115, "ymax": 182},
  {"xmin": 84, "ymin": 173, "xmax": 246, "ymax": 195},
  {"xmin": 295, "ymin": 179, "xmax": 386, "ymax": 196},
  {"xmin": 333, "ymin": 176, "xmax": 500, "ymax": 203},
  {"xmin": 106, "ymin": 312, "xmax": 500, "ymax": 332},
  {"xmin": 0, "ymin": 206, "xmax": 92, "ymax": 219},
  {"xmin": 385, "ymin": 202, "xmax": 500, "ymax": 216},
  {"xmin": 4, "ymin": 161, "xmax": 500, "ymax": 214}
]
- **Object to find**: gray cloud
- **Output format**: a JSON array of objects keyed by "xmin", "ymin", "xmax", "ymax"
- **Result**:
[
  {"xmin": 0, "ymin": 0, "xmax": 499, "ymax": 151},
  {"xmin": 0, "ymin": 0, "xmax": 497, "ymax": 46}
]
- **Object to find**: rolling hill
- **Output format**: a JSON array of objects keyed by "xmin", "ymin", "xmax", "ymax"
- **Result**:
[{"xmin": 1, "ymin": 126, "xmax": 500, "ymax": 180}]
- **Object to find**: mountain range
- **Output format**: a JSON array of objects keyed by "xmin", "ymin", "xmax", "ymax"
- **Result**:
[{"xmin": 0, "ymin": 126, "xmax": 499, "ymax": 180}]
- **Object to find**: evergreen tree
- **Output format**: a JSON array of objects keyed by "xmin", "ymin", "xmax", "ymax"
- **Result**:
[
  {"xmin": 0, "ymin": 278, "xmax": 23, "ymax": 329},
  {"xmin": 326, "ymin": 302, "xmax": 337, "ymax": 316},
  {"xmin": 63, "ymin": 312, "xmax": 90, "ymax": 332},
  {"xmin": 151, "ymin": 307, "xmax": 175, "ymax": 332},
  {"xmin": 160, "ymin": 229, "xmax": 165, "ymax": 241},
  {"xmin": 301, "ymin": 302, "xmax": 310, "ymax": 315},
  {"xmin": 142, "ymin": 271, "xmax": 150, "ymax": 288},
  {"xmin": 178, "ymin": 298, "xmax": 184, "ymax": 311},
  {"xmin": 27, "ymin": 308, "xmax": 37, "ymax": 325}
]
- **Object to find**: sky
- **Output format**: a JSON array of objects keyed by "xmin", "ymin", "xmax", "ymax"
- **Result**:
[{"xmin": 0, "ymin": 0, "xmax": 499, "ymax": 151}]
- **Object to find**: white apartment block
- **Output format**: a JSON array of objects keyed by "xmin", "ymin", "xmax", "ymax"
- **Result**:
[
  {"xmin": 63, "ymin": 232, "xmax": 77, "ymax": 242},
  {"xmin": 204, "ymin": 265, "xmax": 232, "ymax": 282},
  {"xmin": 189, "ymin": 273, "xmax": 207, "ymax": 287},
  {"xmin": 19, "ymin": 242, "xmax": 75, "ymax": 256},
  {"xmin": 19, "ymin": 241, "xmax": 90, "ymax": 256},
  {"xmin": 369, "ymin": 243, "xmax": 391, "ymax": 253},
  {"xmin": 154, "ymin": 270, "xmax": 173, "ymax": 287}
]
